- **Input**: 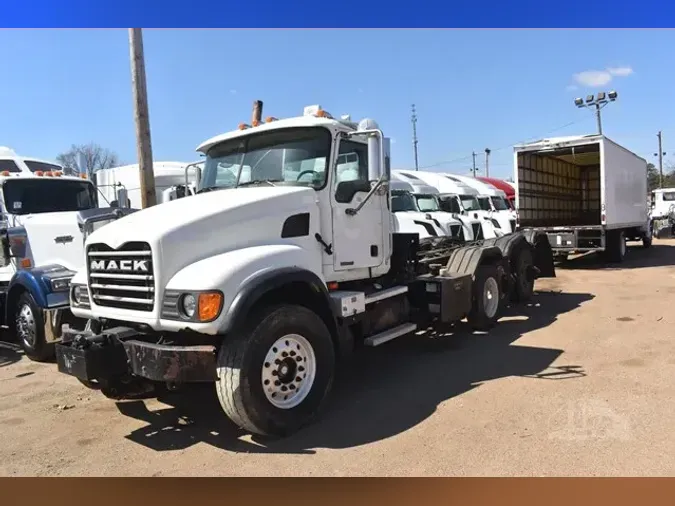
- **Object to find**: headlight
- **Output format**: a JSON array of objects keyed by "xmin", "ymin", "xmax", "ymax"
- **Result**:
[
  {"xmin": 50, "ymin": 277, "xmax": 72, "ymax": 292},
  {"xmin": 71, "ymin": 284, "xmax": 89, "ymax": 306},
  {"xmin": 180, "ymin": 293, "xmax": 197, "ymax": 318}
]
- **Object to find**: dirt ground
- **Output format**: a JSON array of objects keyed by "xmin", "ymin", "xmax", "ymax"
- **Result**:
[{"xmin": 1, "ymin": 239, "xmax": 674, "ymax": 477}]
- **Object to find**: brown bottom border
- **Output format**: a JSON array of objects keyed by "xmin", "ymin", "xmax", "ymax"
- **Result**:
[{"xmin": 1, "ymin": 477, "xmax": 673, "ymax": 506}]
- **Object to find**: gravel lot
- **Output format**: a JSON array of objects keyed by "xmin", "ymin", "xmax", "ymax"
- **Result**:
[{"xmin": 1, "ymin": 239, "xmax": 674, "ymax": 476}]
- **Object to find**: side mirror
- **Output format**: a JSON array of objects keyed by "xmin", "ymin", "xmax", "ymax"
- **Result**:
[{"xmin": 0, "ymin": 223, "xmax": 10, "ymax": 267}]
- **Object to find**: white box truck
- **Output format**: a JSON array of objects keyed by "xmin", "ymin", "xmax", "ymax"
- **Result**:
[{"xmin": 514, "ymin": 134, "xmax": 651, "ymax": 263}]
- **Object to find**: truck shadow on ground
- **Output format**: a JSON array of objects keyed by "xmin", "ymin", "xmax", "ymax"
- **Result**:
[
  {"xmin": 116, "ymin": 290, "xmax": 593, "ymax": 454},
  {"xmin": 0, "ymin": 339, "xmax": 22, "ymax": 368},
  {"xmin": 557, "ymin": 242, "xmax": 675, "ymax": 271}
]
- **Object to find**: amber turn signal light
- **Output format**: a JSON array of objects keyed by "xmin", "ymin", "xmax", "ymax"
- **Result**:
[{"xmin": 198, "ymin": 291, "xmax": 223, "ymax": 322}]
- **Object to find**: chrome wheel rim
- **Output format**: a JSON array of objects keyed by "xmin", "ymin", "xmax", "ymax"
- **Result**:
[
  {"xmin": 483, "ymin": 278, "xmax": 500, "ymax": 319},
  {"xmin": 261, "ymin": 334, "xmax": 317, "ymax": 409},
  {"xmin": 16, "ymin": 303, "xmax": 37, "ymax": 348}
]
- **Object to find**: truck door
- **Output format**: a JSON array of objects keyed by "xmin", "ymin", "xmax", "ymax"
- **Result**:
[{"xmin": 330, "ymin": 139, "xmax": 386, "ymax": 271}]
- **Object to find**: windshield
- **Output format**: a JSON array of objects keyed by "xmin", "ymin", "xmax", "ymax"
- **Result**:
[
  {"xmin": 200, "ymin": 127, "xmax": 332, "ymax": 191},
  {"xmin": 2, "ymin": 179, "xmax": 97, "ymax": 215},
  {"xmin": 438, "ymin": 195, "xmax": 461, "ymax": 214},
  {"xmin": 477, "ymin": 197, "xmax": 492, "ymax": 211},
  {"xmin": 391, "ymin": 191, "xmax": 418, "ymax": 212},
  {"xmin": 490, "ymin": 196, "xmax": 509, "ymax": 211},
  {"xmin": 459, "ymin": 195, "xmax": 481, "ymax": 211},
  {"xmin": 415, "ymin": 195, "xmax": 439, "ymax": 212}
]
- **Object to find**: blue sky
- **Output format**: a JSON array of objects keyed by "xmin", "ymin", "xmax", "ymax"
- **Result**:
[{"xmin": 0, "ymin": 29, "xmax": 673, "ymax": 179}]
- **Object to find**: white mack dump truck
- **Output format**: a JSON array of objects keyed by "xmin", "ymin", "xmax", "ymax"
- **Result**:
[{"xmin": 55, "ymin": 106, "xmax": 556, "ymax": 437}]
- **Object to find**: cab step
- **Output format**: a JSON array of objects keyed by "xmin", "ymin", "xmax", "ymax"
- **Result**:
[{"xmin": 364, "ymin": 322, "xmax": 418, "ymax": 347}]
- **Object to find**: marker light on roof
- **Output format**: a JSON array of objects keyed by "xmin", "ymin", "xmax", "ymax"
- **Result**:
[
  {"xmin": 35, "ymin": 171, "xmax": 44, "ymax": 177},
  {"xmin": 252, "ymin": 119, "xmax": 261, "ymax": 127},
  {"xmin": 265, "ymin": 116, "xmax": 278, "ymax": 123},
  {"xmin": 1, "ymin": 171, "xmax": 9, "ymax": 176},
  {"xmin": 80, "ymin": 173, "xmax": 87, "ymax": 179},
  {"xmin": 45, "ymin": 171, "xmax": 53, "ymax": 177},
  {"xmin": 238, "ymin": 123, "xmax": 250, "ymax": 130}
]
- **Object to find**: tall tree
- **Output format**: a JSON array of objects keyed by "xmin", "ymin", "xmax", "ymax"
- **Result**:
[{"xmin": 56, "ymin": 143, "xmax": 120, "ymax": 178}]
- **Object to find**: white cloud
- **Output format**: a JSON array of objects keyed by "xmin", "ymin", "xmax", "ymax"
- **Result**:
[
  {"xmin": 229, "ymin": 89, "xmax": 237, "ymax": 95},
  {"xmin": 607, "ymin": 66, "xmax": 633, "ymax": 77},
  {"xmin": 566, "ymin": 84, "xmax": 579, "ymax": 92},
  {"xmin": 572, "ymin": 66, "xmax": 634, "ymax": 88}
]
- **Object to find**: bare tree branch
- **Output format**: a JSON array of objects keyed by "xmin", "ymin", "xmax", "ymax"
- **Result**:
[{"xmin": 56, "ymin": 143, "xmax": 121, "ymax": 178}]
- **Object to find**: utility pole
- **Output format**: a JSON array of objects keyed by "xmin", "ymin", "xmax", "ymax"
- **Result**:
[
  {"xmin": 484, "ymin": 148, "xmax": 491, "ymax": 178},
  {"xmin": 656, "ymin": 131, "xmax": 666, "ymax": 188},
  {"xmin": 411, "ymin": 104, "xmax": 419, "ymax": 171},
  {"xmin": 471, "ymin": 151, "xmax": 477, "ymax": 177},
  {"xmin": 129, "ymin": 28, "xmax": 157, "ymax": 208}
]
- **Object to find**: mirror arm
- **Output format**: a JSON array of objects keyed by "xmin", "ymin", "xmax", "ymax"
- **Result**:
[{"xmin": 346, "ymin": 176, "xmax": 386, "ymax": 216}]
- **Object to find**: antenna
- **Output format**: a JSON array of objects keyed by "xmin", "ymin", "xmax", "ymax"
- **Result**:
[{"xmin": 411, "ymin": 104, "xmax": 419, "ymax": 171}]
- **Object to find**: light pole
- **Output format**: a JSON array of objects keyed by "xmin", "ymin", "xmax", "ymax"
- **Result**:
[
  {"xmin": 574, "ymin": 90, "xmax": 618, "ymax": 135},
  {"xmin": 655, "ymin": 131, "xmax": 666, "ymax": 188}
]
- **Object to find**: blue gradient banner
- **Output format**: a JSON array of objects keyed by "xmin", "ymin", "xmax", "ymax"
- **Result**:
[{"xmin": 1, "ymin": 0, "xmax": 670, "ymax": 27}]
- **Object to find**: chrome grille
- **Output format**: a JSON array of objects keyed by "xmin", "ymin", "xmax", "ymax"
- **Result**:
[{"xmin": 87, "ymin": 242, "xmax": 154, "ymax": 311}]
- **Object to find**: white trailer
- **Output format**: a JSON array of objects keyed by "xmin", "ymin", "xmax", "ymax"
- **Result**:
[
  {"xmin": 514, "ymin": 134, "xmax": 651, "ymax": 262},
  {"xmin": 95, "ymin": 161, "xmax": 200, "ymax": 209}
]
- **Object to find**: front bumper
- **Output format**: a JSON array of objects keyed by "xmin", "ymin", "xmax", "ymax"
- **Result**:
[{"xmin": 55, "ymin": 326, "xmax": 218, "ymax": 384}]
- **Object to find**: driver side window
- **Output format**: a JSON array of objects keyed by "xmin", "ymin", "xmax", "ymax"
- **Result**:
[{"xmin": 334, "ymin": 140, "xmax": 369, "ymax": 204}]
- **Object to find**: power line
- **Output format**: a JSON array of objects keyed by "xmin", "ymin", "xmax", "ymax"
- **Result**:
[{"xmin": 415, "ymin": 117, "xmax": 589, "ymax": 171}]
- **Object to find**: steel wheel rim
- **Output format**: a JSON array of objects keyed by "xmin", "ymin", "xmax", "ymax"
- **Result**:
[
  {"xmin": 261, "ymin": 333, "xmax": 317, "ymax": 409},
  {"xmin": 16, "ymin": 303, "xmax": 37, "ymax": 348},
  {"xmin": 483, "ymin": 277, "xmax": 500, "ymax": 319}
]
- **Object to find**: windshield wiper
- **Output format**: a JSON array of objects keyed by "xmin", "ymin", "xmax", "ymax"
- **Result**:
[{"xmin": 236, "ymin": 179, "xmax": 282, "ymax": 188}]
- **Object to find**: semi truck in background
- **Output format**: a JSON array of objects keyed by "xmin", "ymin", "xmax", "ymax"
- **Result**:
[
  {"xmin": 95, "ymin": 161, "xmax": 201, "ymax": 209},
  {"xmin": 0, "ymin": 147, "xmax": 135, "ymax": 361},
  {"xmin": 513, "ymin": 135, "xmax": 651, "ymax": 263},
  {"xmin": 441, "ymin": 173, "xmax": 516, "ymax": 233},
  {"xmin": 477, "ymin": 176, "xmax": 516, "ymax": 209},
  {"xmin": 55, "ymin": 104, "xmax": 556, "ymax": 438}
]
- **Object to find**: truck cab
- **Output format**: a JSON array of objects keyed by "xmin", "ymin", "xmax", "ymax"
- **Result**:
[
  {"xmin": 0, "ymin": 147, "xmax": 135, "ymax": 360},
  {"xmin": 443, "ymin": 173, "xmax": 516, "ymax": 233},
  {"xmin": 389, "ymin": 180, "xmax": 463, "ymax": 241},
  {"xmin": 393, "ymin": 170, "xmax": 497, "ymax": 240},
  {"xmin": 56, "ymin": 105, "xmax": 555, "ymax": 438}
]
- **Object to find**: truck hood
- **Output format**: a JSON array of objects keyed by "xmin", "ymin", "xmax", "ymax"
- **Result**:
[
  {"xmin": 84, "ymin": 185, "xmax": 320, "ymax": 287},
  {"xmin": 19, "ymin": 211, "xmax": 85, "ymax": 272}
]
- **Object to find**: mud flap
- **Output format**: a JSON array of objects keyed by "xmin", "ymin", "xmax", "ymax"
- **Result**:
[{"xmin": 521, "ymin": 230, "xmax": 556, "ymax": 278}]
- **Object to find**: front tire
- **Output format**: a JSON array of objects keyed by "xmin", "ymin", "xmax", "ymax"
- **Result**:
[
  {"xmin": 216, "ymin": 304, "xmax": 336, "ymax": 437},
  {"xmin": 467, "ymin": 264, "xmax": 504, "ymax": 331},
  {"xmin": 14, "ymin": 292, "xmax": 55, "ymax": 362}
]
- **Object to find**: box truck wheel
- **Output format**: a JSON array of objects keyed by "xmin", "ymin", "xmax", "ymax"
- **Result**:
[
  {"xmin": 606, "ymin": 230, "xmax": 626, "ymax": 263},
  {"xmin": 14, "ymin": 292, "xmax": 55, "ymax": 362},
  {"xmin": 467, "ymin": 264, "xmax": 504, "ymax": 331},
  {"xmin": 512, "ymin": 247, "xmax": 535, "ymax": 302},
  {"xmin": 216, "ymin": 304, "xmax": 336, "ymax": 437}
]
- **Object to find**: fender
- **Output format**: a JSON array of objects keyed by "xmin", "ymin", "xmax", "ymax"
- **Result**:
[
  {"xmin": 164, "ymin": 244, "xmax": 330, "ymax": 336},
  {"xmin": 4, "ymin": 264, "xmax": 74, "ymax": 322},
  {"xmin": 227, "ymin": 266, "xmax": 336, "ymax": 335}
]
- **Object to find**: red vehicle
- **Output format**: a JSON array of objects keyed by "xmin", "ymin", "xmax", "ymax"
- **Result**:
[{"xmin": 477, "ymin": 176, "xmax": 515, "ymax": 208}]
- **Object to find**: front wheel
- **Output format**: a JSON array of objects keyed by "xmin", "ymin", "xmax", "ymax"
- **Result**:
[
  {"xmin": 14, "ymin": 292, "xmax": 55, "ymax": 362},
  {"xmin": 216, "ymin": 304, "xmax": 336, "ymax": 437},
  {"xmin": 467, "ymin": 264, "xmax": 504, "ymax": 331}
]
